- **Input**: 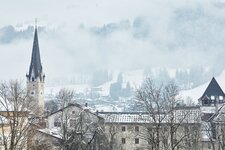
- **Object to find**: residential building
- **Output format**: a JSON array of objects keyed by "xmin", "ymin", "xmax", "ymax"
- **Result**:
[
  {"xmin": 99, "ymin": 106, "xmax": 201, "ymax": 150},
  {"xmin": 33, "ymin": 103, "xmax": 105, "ymax": 150}
]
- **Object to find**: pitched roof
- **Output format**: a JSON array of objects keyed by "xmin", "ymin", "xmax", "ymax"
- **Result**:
[
  {"xmin": 47, "ymin": 103, "xmax": 103, "ymax": 120},
  {"xmin": 27, "ymin": 27, "xmax": 43, "ymax": 80},
  {"xmin": 38, "ymin": 128, "xmax": 63, "ymax": 140},
  {"xmin": 99, "ymin": 108, "xmax": 200, "ymax": 124},
  {"xmin": 200, "ymin": 77, "xmax": 225, "ymax": 99}
]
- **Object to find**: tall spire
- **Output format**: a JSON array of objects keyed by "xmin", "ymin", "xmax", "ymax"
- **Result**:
[{"xmin": 26, "ymin": 24, "xmax": 44, "ymax": 82}]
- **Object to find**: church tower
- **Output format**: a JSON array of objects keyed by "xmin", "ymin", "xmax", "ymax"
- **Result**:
[{"xmin": 26, "ymin": 26, "xmax": 45, "ymax": 116}]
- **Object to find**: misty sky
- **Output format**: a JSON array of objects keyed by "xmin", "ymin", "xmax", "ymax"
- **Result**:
[{"xmin": 1, "ymin": 0, "xmax": 225, "ymax": 84}]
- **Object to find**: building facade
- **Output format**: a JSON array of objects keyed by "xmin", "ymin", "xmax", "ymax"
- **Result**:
[
  {"xmin": 99, "ymin": 107, "xmax": 201, "ymax": 150},
  {"xmin": 34, "ymin": 103, "xmax": 106, "ymax": 150}
]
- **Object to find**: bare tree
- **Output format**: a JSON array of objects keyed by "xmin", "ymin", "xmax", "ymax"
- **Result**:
[
  {"xmin": 136, "ymin": 78, "xmax": 201, "ymax": 150},
  {"xmin": 54, "ymin": 89, "xmax": 107, "ymax": 150},
  {"xmin": 101, "ymin": 120, "xmax": 122, "ymax": 150},
  {"xmin": 108, "ymin": 125, "xmax": 118, "ymax": 150},
  {"xmin": 56, "ymin": 88, "xmax": 76, "ymax": 109},
  {"xmin": 202, "ymin": 121, "xmax": 216, "ymax": 150},
  {"xmin": 217, "ymin": 123, "xmax": 225, "ymax": 150},
  {"xmin": 45, "ymin": 99, "xmax": 58, "ymax": 115},
  {"xmin": 0, "ymin": 80, "xmax": 33, "ymax": 150},
  {"xmin": 30, "ymin": 134, "xmax": 55, "ymax": 150},
  {"xmin": 136, "ymin": 79, "xmax": 170, "ymax": 150}
]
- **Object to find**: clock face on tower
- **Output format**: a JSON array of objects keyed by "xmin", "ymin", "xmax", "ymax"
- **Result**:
[
  {"xmin": 31, "ymin": 91, "xmax": 35, "ymax": 96},
  {"xmin": 40, "ymin": 90, "xmax": 43, "ymax": 95}
]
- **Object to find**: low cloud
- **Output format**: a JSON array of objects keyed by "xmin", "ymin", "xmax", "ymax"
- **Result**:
[{"xmin": 0, "ymin": 0, "xmax": 225, "ymax": 84}]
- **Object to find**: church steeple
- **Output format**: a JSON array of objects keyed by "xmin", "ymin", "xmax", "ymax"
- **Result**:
[
  {"xmin": 26, "ymin": 24, "xmax": 45, "ymax": 116},
  {"xmin": 26, "ymin": 27, "xmax": 45, "ymax": 82}
]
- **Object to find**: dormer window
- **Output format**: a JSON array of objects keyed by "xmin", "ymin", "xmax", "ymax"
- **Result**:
[
  {"xmin": 219, "ymin": 96, "xmax": 223, "ymax": 100},
  {"xmin": 211, "ymin": 96, "xmax": 215, "ymax": 100}
]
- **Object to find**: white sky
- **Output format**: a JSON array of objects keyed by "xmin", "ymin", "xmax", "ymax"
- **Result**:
[{"xmin": 0, "ymin": 0, "xmax": 225, "ymax": 84}]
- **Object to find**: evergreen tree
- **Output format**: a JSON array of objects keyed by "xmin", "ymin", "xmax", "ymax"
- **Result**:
[
  {"xmin": 123, "ymin": 82, "xmax": 132, "ymax": 97},
  {"xmin": 110, "ymin": 82, "xmax": 122, "ymax": 100},
  {"xmin": 117, "ymin": 72, "xmax": 123, "ymax": 83}
]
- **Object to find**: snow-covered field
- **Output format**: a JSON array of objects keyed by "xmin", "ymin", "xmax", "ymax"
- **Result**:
[
  {"xmin": 45, "ymin": 68, "xmax": 177, "ymax": 97},
  {"xmin": 45, "ymin": 84, "xmax": 90, "ymax": 95},
  {"xmin": 45, "ymin": 69, "xmax": 145, "ymax": 97}
]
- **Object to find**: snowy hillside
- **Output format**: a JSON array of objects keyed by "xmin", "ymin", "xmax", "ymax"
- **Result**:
[
  {"xmin": 180, "ymin": 70, "xmax": 225, "ymax": 103},
  {"xmin": 45, "ymin": 68, "xmax": 173, "ymax": 97},
  {"xmin": 45, "ymin": 70, "xmax": 144, "ymax": 98},
  {"xmin": 45, "ymin": 68, "xmax": 223, "ymax": 105},
  {"xmin": 45, "ymin": 84, "xmax": 90, "ymax": 96}
]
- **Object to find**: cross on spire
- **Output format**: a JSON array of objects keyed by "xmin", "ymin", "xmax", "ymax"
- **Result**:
[{"xmin": 35, "ymin": 18, "xmax": 37, "ymax": 29}]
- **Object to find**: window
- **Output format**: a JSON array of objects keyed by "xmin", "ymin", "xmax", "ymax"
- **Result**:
[
  {"xmin": 54, "ymin": 118, "xmax": 61, "ymax": 127},
  {"xmin": 211, "ymin": 96, "xmax": 215, "ymax": 100},
  {"xmin": 173, "ymin": 139, "xmax": 177, "ymax": 144},
  {"xmin": 54, "ymin": 122, "xmax": 61, "ymax": 127},
  {"xmin": 122, "ymin": 126, "xmax": 126, "ymax": 131},
  {"xmin": 148, "ymin": 127, "xmax": 153, "ymax": 132},
  {"xmin": 135, "ymin": 138, "xmax": 139, "ymax": 144},
  {"xmin": 72, "ymin": 111, "xmax": 76, "ymax": 114},
  {"xmin": 208, "ymin": 143, "xmax": 211, "ymax": 149},
  {"xmin": 0, "ymin": 136, "xmax": 2, "ymax": 145},
  {"xmin": 163, "ymin": 138, "xmax": 168, "ymax": 146},
  {"xmin": 111, "ymin": 126, "xmax": 116, "ymax": 132},
  {"xmin": 70, "ymin": 119, "xmax": 76, "ymax": 127},
  {"xmin": 31, "ymin": 91, "xmax": 35, "ymax": 96},
  {"xmin": 164, "ymin": 127, "xmax": 168, "ymax": 132},
  {"xmin": 219, "ymin": 96, "xmax": 223, "ymax": 100},
  {"xmin": 122, "ymin": 138, "xmax": 126, "ymax": 144},
  {"xmin": 135, "ymin": 126, "xmax": 139, "ymax": 132},
  {"xmin": 15, "ymin": 145, "xmax": 22, "ymax": 150}
]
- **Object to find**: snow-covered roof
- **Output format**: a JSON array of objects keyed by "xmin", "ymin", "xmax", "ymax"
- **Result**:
[
  {"xmin": 99, "ymin": 108, "xmax": 200, "ymax": 124},
  {"xmin": 99, "ymin": 112, "xmax": 149, "ymax": 123},
  {"xmin": 38, "ymin": 128, "xmax": 62, "ymax": 139},
  {"xmin": 47, "ymin": 103, "xmax": 103, "ymax": 120}
]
